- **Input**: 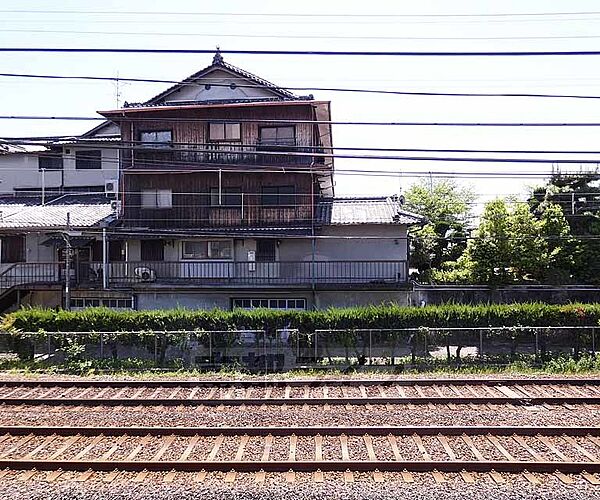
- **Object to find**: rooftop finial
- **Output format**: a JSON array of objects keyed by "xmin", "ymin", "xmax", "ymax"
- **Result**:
[{"xmin": 213, "ymin": 46, "xmax": 224, "ymax": 65}]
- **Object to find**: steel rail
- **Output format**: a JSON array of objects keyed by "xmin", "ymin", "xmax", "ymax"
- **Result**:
[
  {"xmin": 1, "ymin": 426, "xmax": 600, "ymax": 475},
  {"xmin": 2, "ymin": 395, "xmax": 599, "ymax": 407},
  {"xmin": 2, "ymin": 458, "xmax": 599, "ymax": 474},
  {"xmin": 0, "ymin": 377, "xmax": 598, "ymax": 388},
  {"xmin": 1, "ymin": 425, "xmax": 597, "ymax": 437}
]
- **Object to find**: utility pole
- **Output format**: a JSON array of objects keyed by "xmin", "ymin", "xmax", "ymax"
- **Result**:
[
  {"xmin": 102, "ymin": 227, "xmax": 109, "ymax": 290},
  {"xmin": 62, "ymin": 212, "xmax": 72, "ymax": 311},
  {"xmin": 62, "ymin": 232, "xmax": 72, "ymax": 311}
]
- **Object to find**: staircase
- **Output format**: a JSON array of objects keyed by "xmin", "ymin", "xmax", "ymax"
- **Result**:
[{"xmin": 0, "ymin": 263, "xmax": 61, "ymax": 313}]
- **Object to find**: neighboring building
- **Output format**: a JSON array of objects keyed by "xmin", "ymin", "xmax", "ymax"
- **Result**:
[
  {"xmin": 0, "ymin": 125, "xmax": 120, "ymax": 196},
  {"xmin": 0, "ymin": 51, "xmax": 425, "ymax": 312}
]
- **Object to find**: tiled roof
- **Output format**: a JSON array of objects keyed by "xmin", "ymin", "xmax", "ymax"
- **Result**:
[
  {"xmin": 318, "ymin": 197, "xmax": 426, "ymax": 226},
  {"xmin": 0, "ymin": 195, "xmax": 115, "ymax": 229},
  {"xmin": 132, "ymin": 50, "xmax": 303, "ymax": 108}
]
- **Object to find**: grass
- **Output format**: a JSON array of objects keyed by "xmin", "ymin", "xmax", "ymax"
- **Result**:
[{"xmin": 2, "ymin": 353, "xmax": 600, "ymax": 379}]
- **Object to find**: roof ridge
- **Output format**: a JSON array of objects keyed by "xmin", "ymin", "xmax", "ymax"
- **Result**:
[{"xmin": 142, "ymin": 51, "xmax": 300, "ymax": 106}]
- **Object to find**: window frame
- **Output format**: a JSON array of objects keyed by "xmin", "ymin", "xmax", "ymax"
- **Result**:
[
  {"xmin": 231, "ymin": 298, "xmax": 306, "ymax": 310},
  {"xmin": 181, "ymin": 239, "xmax": 233, "ymax": 260},
  {"xmin": 139, "ymin": 130, "xmax": 173, "ymax": 149},
  {"xmin": 38, "ymin": 151, "xmax": 63, "ymax": 171},
  {"xmin": 261, "ymin": 185, "xmax": 296, "ymax": 207},
  {"xmin": 140, "ymin": 189, "xmax": 173, "ymax": 209},
  {"xmin": 208, "ymin": 122, "xmax": 241, "ymax": 142},
  {"xmin": 209, "ymin": 187, "xmax": 242, "ymax": 208},
  {"xmin": 0, "ymin": 235, "xmax": 25, "ymax": 264},
  {"xmin": 259, "ymin": 125, "xmax": 296, "ymax": 146},
  {"xmin": 75, "ymin": 149, "xmax": 102, "ymax": 170}
]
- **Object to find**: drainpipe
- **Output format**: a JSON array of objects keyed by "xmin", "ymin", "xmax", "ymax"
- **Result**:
[{"xmin": 41, "ymin": 168, "xmax": 46, "ymax": 206}]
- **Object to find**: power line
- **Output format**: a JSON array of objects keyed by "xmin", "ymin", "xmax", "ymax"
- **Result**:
[
  {"xmin": 9, "ymin": 28, "xmax": 600, "ymax": 42},
  {"xmin": 2, "ymin": 72, "xmax": 600, "ymax": 101},
  {"xmin": 9, "ymin": 141, "xmax": 600, "ymax": 165},
  {"xmin": 9, "ymin": 116, "xmax": 600, "ymax": 127},
  {"xmin": 3, "ymin": 9, "xmax": 600, "ymax": 18},
  {"xmin": 4, "ymin": 48, "xmax": 600, "ymax": 56},
  {"xmin": 10, "ymin": 137, "xmax": 600, "ymax": 155}
]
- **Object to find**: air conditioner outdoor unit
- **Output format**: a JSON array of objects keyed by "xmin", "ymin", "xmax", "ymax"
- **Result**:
[
  {"xmin": 134, "ymin": 267, "xmax": 156, "ymax": 282},
  {"xmin": 105, "ymin": 179, "xmax": 118, "ymax": 195},
  {"xmin": 110, "ymin": 200, "xmax": 122, "ymax": 212}
]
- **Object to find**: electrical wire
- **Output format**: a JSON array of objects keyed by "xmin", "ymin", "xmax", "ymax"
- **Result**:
[
  {"xmin": 9, "ymin": 116, "xmax": 600, "ymax": 127},
  {"xmin": 4, "ymin": 48, "xmax": 600, "ymax": 56},
  {"xmin": 2, "ymin": 72, "xmax": 600, "ymax": 100}
]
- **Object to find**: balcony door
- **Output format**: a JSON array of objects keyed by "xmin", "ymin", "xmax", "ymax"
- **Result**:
[{"xmin": 140, "ymin": 240, "xmax": 164, "ymax": 261}]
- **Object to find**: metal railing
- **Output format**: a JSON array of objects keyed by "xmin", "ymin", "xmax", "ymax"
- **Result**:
[
  {"xmin": 96, "ymin": 260, "xmax": 408, "ymax": 287},
  {"xmin": 132, "ymin": 143, "xmax": 322, "ymax": 168},
  {"xmin": 0, "ymin": 263, "xmax": 61, "ymax": 293}
]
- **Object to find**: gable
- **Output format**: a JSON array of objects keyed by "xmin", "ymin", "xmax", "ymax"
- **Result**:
[{"xmin": 157, "ymin": 68, "xmax": 283, "ymax": 105}]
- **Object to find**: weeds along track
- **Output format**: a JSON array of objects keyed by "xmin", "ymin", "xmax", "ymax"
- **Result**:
[{"xmin": 1, "ymin": 378, "xmax": 600, "ymax": 407}]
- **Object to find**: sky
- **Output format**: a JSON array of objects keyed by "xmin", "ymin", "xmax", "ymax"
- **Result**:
[{"xmin": 2, "ymin": 0, "xmax": 600, "ymax": 213}]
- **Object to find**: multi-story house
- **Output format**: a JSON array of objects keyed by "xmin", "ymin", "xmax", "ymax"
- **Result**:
[{"xmin": 0, "ymin": 52, "xmax": 424, "ymax": 312}]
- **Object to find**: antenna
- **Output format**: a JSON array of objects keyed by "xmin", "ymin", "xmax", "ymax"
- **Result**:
[{"xmin": 114, "ymin": 71, "xmax": 121, "ymax": 108}]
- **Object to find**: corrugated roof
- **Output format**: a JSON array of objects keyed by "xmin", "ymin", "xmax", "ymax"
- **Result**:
[
  {"xmin": 0, "ymin": 195, "xmax": 115, "ymax": 230},
  {"xmin": 318, "ymin": 197, "xmax": 426, "ymax": 226},
  {"xmin": 0, "ymin": 142, "xmax": 48, "ymax": 155}
]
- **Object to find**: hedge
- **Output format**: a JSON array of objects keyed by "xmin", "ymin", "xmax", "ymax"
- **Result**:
[{"xmin": 2, "ymin": 302, "xmax": 600, "ymax": 333}]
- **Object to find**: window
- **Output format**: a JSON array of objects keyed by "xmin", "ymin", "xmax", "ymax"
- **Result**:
[
  {"xmin": 232, "ymin": 298, "xmax": 306, "ymax": 310},
  {"xmin": 139, "ymin": 130, "xmax": 172, "ymax": 148},
  {"xmin": 91, "ymin": 240, "xmax": 125, "ymax": 262},
  {"xmin": 0, "ymin": 235, "xmax": 25, "ymax": 263},
  {"xmin": 262, "ymin": 186, "xmax": 296, "ymax": 206},
  {"xmin": 140, "ymin": 240, "xmax": 164, "ymax": 261},
  {"xmin": 75, "ymin": 150, "xmax": 102, "ymax": 170},
  {"xmin": 209, "ymin": 122, "xmax": 241, "ymax": 141},
  {"xmin": 209, "ymin": 187, "xmax": 242, "ymax": 207},
  {"xmin": 141, "ymin": 189, "xmax": 172, "ymax": 209},
  {"xmin": 259, "ymin": 126, "xmax": 295, "ymax": 146},
  {"xmin": 70, "ymin": 297, "xmax": 134, "ymax": 309},
  {"xmin": 256, "ymin": 240, "xmax": 276, "ymax": 262},
  {"xmin": 38, "ymin": 152, "xmax": 63, "ymax": 171},
  {"xmin": 182, "ymin": 240, "xmax": 232, "ymax": 260}
]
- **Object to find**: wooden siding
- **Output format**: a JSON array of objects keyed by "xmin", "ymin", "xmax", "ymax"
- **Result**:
[
  {"xmin": 123, "ymin": 171, "xmax": 317, "ymax": 229},
  {"xmin": 120, "ymin": 103, "xmax": 323, "ymax": 170}
]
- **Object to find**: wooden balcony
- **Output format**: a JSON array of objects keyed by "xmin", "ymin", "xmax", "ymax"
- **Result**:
[{"xmin": 129, "ymin": 143, "xmax": 325, "ymax": 170}]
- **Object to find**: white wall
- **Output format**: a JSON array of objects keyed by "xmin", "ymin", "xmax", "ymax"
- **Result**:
[{"xmin": 0, "ymin": 146, "xmax": 119, "ymax": 194}]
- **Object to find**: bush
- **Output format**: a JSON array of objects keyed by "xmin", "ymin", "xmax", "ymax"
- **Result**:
[{"xmin": 3, "ymin": 303, "xmax": 600, "ymax": 334}]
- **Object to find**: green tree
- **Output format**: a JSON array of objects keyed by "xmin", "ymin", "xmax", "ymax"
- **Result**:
[
  {"xmin": 530, "ymin": 171, "xmax": 600, "ymax": 284},
  {"xmin": 404, "ymin": 179, "xmax": 475, "ymax": 280},
  {"xmin": 466, "ymin": 199, "xmax": 513, "ymax": 284},
  {"xmin": 464, "ymin": 199, "xmax": 559, "ymax": 284}
]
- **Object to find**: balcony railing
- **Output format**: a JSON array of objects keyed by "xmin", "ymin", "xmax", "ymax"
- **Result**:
[
  {"xmin": 96, "ymin": 260, "xmax": 408, "ymax": 287},
  {"xmin": 0, "ymin": 263, "xmax": 61, "ymax": 293},
  {"xmin": 0, "ymin": 260, "xmax": 409, "ymax": 292},
  {"xmin": 130, "ymin": 143, "xmax": 324, "ymax": 169}
]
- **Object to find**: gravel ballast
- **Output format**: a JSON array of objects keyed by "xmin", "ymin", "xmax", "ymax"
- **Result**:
[
  {"xmin": 0, "ymin": 403, "xmax": 596, "ymax": 428},
  {"xmin": 0, "ymin": 471, "xmax": 598, "ymax": 500}
]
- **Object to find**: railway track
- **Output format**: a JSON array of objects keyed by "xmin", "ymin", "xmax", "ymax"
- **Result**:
[
  {"xmin": 0, "ymin": 425, "xmax": 599, "ymax": 483},
  {"xmin": 1, "ymin": 378, "xmax": 600, "ymax": 407}
]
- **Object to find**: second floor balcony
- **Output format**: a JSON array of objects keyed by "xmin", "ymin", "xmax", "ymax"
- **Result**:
[{"xmin": 129, "ymin": 142, "xmax": 325, "ymax": 170}]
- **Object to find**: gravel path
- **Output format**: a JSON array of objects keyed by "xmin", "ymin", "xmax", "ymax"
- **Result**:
[
  {"xmin": 0, "ymin": 471, "xmax": 598, "ymax": 500},
  {"xmin": 0, "ymin": 403, "xmax": 594, "ymax": 427}
]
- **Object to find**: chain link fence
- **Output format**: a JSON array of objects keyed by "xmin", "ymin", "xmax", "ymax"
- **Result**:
[{"xmin": 0, "ymin": 325, "xmax": 597, "ymax": 372}]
